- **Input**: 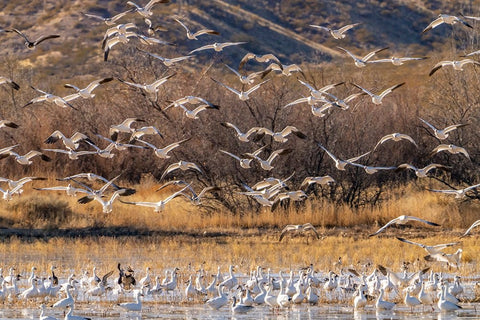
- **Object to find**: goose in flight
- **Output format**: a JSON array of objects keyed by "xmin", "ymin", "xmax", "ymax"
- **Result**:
[
  {"xmin": 238, "ymin": 52, "xmax": 281, "ymax": 70},
  {"xmin": 279, "ymin": 223, "xmax": 320, "ymax": 242},
  {"xmin": 430, "ymin": 144, "xmax": 470, "ymax": 160},
  {"xmin": 396, "ymin": 237, "xmax": 460, "ymax": 255},
  {"xmin": 239, "ymin": 183, "xmax": 281, "ymax": 207},
  {"xmin": 427, "ymin": 183, "xmax": 480, "ymax": 199},
  {"xmin": 310, "ymin": 22, "xmax": 360, "ymax": 39},
  {"xmin": 0, "ymin": 176, "xmax": 45, "ymax": 190},
  {"xmin": 23, "ymin": 86, "xmax": 76, "ymax": 110},
  {"xmin": 121, "ymin": 186, "xmax": 188, "ymax": 212},
  {"xmin": 42, "ymin": 148, "xmax": 97, "ymax": 160},
  {"xmin": 369, "ymin": 56, "xmax": 428, "ymax": 66},
  {"xmin": 422, "ymin": 14, "xmax": 473, "ymax": 33},
  {"xmin": 35, "ymin": 184, "xmax": 90, "ymax": 197},
  {"xmin": 250, "ymin": 172, "xmax": 294, "ymax": 192},
  {"xmin": 0, "ymin": 119, "xmax": 19, "ymax": 129},
  {"xmin": 395, "ymin": 163, "xmax": 450, "ymax": 178},
  {"xmin": 136, "ymin": 47, "xmax": 192, "ymax": 67},
  {"xmin": 189, "ymin": 41, "xmax": 246, "ymax": 54},
  {"xmin": 255, "ymin": 125, "xmax": 307, "ymax": 143},
  {"xmin": 59, "ymin": 172, "xmax": 121, "ymax": 187},
  {"xmin": 136, "ymin": 138, "xmax": 188, "ymax": 159},
  {"xmin": 244, "ymin": 148, "xmax": 292, "ymax": 171},
  {"xmin": 173, "ymin": 17, "xmax": 219, "ymax": 40},
  {"xmin": 0, "ymin": 183, "xmax": 28, "ymax": 201},
  {"xmin": 6, "ymin": 28, "xmax": 60, "ymax": 49},
  {"xmin": 44, "ymin": 131, "xmax": 92, "ymax": 150},
  {"xmin": 72, "ymin": 175, "xmax": 135, "ymax": 204},
  {"xmin": 263, "ymin": 62, "xmax": 303, "ymax": 77},
  {"xmin": 161, "ymin": 160, "xmax": 203, "ymax": 180},
  {"xmin": 317, "ymin": 143, "xmax": 370, "ymax": 170},
  {"xmin": 103, "ymin": 31, "xmax": 139, "ymax": 61},
  {"xmin": 95, "ymin": 134, "xmax": 147, "ymax": 151},
  {"xmin": 300, "ymin": 175, "xmax": 335, "ymax": 188},
  {"xmin": 176, "ymin": 103, "xmax": 219, "ymax": 119},
  {"xmin": 461, "ymin": 219, "xmax": 480, "ymax": 237},
  {"xmin": 426, "ymin": 249, "xmax": 463, "ymax": 270},
  {"xmin": 352, "ymin": 82, "xmax": 405, "ymax": 105},
  {"xmin": 211, "ymin": 78, "xmax": 270, "ymax": 101},
  {"xmin": 103, "ymin": 23, "xmax": 138, "ymax": 42},
  {"xmin": 165, "ymin": 95, "xmax": 217, "ymax": 110},
  {"xmin": 219, "ymin": 146, "xmax": 266, "ymax": 169},
  {"xmin": 127, "ymin": 0, "xmax": 170, "ymax": 18},
  {"xmin": 63, "ymin": 77, "xmax": 114, "ymax": 101},
  {"xmin": 374, "ymin": 133, "xmax": 417, "ymax": 150},
  {"xmin": 369, "ymin": 215, "xmax": 440, "ymax": 237},
  {"xmin": 336, "ymin": 46, "xmax": 389, "ymax": 68},
  {"xmin": 83, "ymin": 9, "xmax": 134, "ymax": 25},
  {"xmin": 349, "ymin": 163, "xmax": 397, "ymax": 174},
  {"xmin": 297, "ymin": 79, "xmax": 345, "ymax": 100},
  {"xmin": 419, "ymin": 118, "xmax": 468, "ymax": 140},
  {"xmin": 162, "ymin": 181, "xmax": 220, "ymax": 205},
  {"xmin": 0, "ymin": 76, "xmax": 20, "ymax": 90},
  {"xmin": 429, "ymin": 59, "xmax": 480, "ymax": 76},
  {"xmin": 117, "ymin": 73, "xmax": 175, "ymax": 100},
  {"xmin": 224, "ymin": 64, "xmax": 266, "ymax": 85},
  {"xmin": 220, "ymin": 122, "xmax": 261, "ymax": 142},
  {"xmin": 128, "ymin": 126, "xmax": 163, "ymax": 143},
  {"xmin": 110, "ymin": 118, "xmax": 145, "ymax": 141},
  {"xmin": 0, "ymin": 150, "xmax": 51, "ymax": 165}
]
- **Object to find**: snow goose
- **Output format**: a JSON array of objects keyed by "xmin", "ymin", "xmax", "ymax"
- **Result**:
[
  {"xmin": 396, "ymin": 237, "xmax": 460, "ymax": 256},
  {"xmin": 297, "ymin": 79, "xmax": 345, "ymax": 99},
  {"xmin": 238, "ymin": 52, "xmax": 281, "ymax": 70},
  {"xmin": 206, "ymin": 284, "xmax": 228, "ymax": 310},
  {"xmin": 0, "ymin": 149, "xmax": 51, "ymax": 165},
  {"xmin": 301, "ymin": 175, "xmax": 335, "ymax": 188},
  {"xmin": 117, "ymin": 289, "xmax": 143, "ymax": 311},
  {"xmin": 462, "ymin": 219, "xmax": 480, "ymax": 237},
  {"xmin": 136, "ymin": 47, "xmax": 192, "ymax": 66},
  {"xmin": 376, "ymin": 288, "xmax": 395, "ymax": 310},
  {"xmin": 211, "ymin": 78, "xmax": 270, "ymax": 101},
  {"xmin": 103, "ymin": 31, "xmax": 139, "ymax": 61},
  {"xmin": 219, "ymin": 149, "xmax": 254, "ymax": 169},
  {"xmin": 64, "ymin": 305, "xmax": 91, "ymax": 320},
  {"xmin": 279, "ymin": 223, "xmax": 320, "ymax": 242},
  {"xmin": 395, "ymin": 163, "xmax": 450, "ymax": 178},
  {"xmin": 136, "ymin": 138, "xmax": 188, "ymax": 159},
  {"xmin": 369, "ymin": 215, "xmax": 440, "ymax": 237},
  {"xmin": 310, "ymin": 22, "xmax": 360, "ymax": 39},
  {"xmin": 23, "ymin": 86, "xmax": 76, "ymax": 110},
  {"xmin": 430, "ymin": 144, "xmax": 470, "ymax": 160},
  {"xmin": 0, "ymin": 76, "xmax": 20, "ymax": 90},
  {"xmin": 419, "ymin": 118, "xmax": 468, "ymax": 140},
  {"xmin": 224, "ymin": 64, "xmax": 266, "ymax": 85},
  {"xmin": 263, "ymin": 62, "xmax": 303, "ymax": 77},
  {"xmin": 5, "ymin": 28, "xmax": 59, "ymax": 49},
  {"xmin": 349, "ymin": 162, "xmax": 397, "ymax": 174},
  {"xmin": 117, "ymin": 73, "xmax": 175, "ymax": 100},
  {"xmin": 51, "ymin": 284, "xmax": 74, "ymax": 308},
  {"xmin": 127, "ymin": 0, "xmax": 169, "ymax": 18},
  {"xmin": 109, "ymin": 118, "xmax": 145, "ymax": 141},
  {"xmin": 374, "ymin": 132, "xmax": 417, "ymax": 150},
  {"xmin": 429, "ymin": 59, "xmax": 480, "ymax": 76},
  {"xmin": 176, "ymin": 103, "xmax": 219, "ymax": 119},
  {"xmin": 438, "ymin": 284, "xmax": 462, "ymax": 311},
  {"xmin": 220, "ymin": 265, "xmax": 238, "ymax": 291},
  {"xmin": 44, "ymin": 131, "xmax": 91, "ymax": 150},
  {"xmin": 39, "ymin": 303, "xmax": 57, "ymax": 320},
  {"xmin": 83, "ymin": 10, "xmax": 134, "ymax": 25},
  {"xmin": 352, "ymin": 82, "xmax": 405, "ymax": 105},
  {"xmin": 317, "ymin": 143, "xmax": 370, "ymax": 170},
  {"xmin": 369, "ymin": 55, "xmax": 428, "ymax": 66},
  {"xmin": 160, "ymin": 160, "xmax": 203, "ymax": 179},
  {"xmin": 428, "ymin": 183, "xmax": 480, "ymax": 199},
  {"xmin": 255, "ymin": 125, "xmax": 307, "ymax": 143},
  {"xmin": 244, "ymin": 148, "xmax": 292, "ymax": 171},
  {"xmin": 422, "ymin": 14, "xmax": 472, "ymax": 33},
  {"xmin": 231, "ymin": 295, "xmax": 254, "ymax": 314},
  {"xmin": 404, "ymin": 288, "xmax": 421, "ymax": 311},
  {"xmin": 173, "ymin": 17, "xmax": 219, "ymax": 40},
  {"xmin": 189, "ymin": 41, "xmax": 246, "ymax": 54},
  {"xmin": 336, "ymin": 46, "xmax": 389, "ymax": 68},
  {"xmin": 119, "ymin": 185, "xmax": 188, "ymax": 212},
  {"xmin": 0, "ymin": 176, "xmax": 45, "ymax": 190},
  {"xmin": 354, "ymin": 288, "xmax": 367, "ymax": 310},
  {"xmin": 63, "ymin": 78, "xmax": 113, "ymax": 101},
  {"xmin": 220, "ymin": 122, "xmax": 261, "ymax": 142}
]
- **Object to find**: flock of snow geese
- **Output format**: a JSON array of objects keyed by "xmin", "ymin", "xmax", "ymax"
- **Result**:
[{"xmin": 0, "ymin": 0, "xmax": 479, "ymax": 317}]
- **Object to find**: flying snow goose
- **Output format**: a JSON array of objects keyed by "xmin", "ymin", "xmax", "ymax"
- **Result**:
[
  {"xmin": 128, "ymin": 126, "xmax": 163, "ymax": 143},
  {"xmin": 219, "ymin": 146, "xmax": 265, "ymax": 169},
  {"xmin": 189, "ymin": 41, "xmax": 246, "ymax": 54},
  {"xmin": 349, "ymin": 163, "xmax": 397, "ymax": 174},
  {"xmin": 369, "ymin": 215, "xmax": 440, "ymax": 237},
  {"xmin": 224, "ymin": 64, "xmax": 267, "ymax": 85},
  {"xmin": 6, "ymin": 28, "xmax": 60, "ymax": 49},
  {"xmin": 263, "ymin": 63, "xmax": 303, "ymax": 77},
  {"xmin": 427, "ymin": 183, "xmax": 480, "ymax": 199},
  {"xmin": 297, "ymin": 79, "xmax": 345, "ymax": 99},
  {"xmin": 220, "ymin": 122, "xmax": 262, "ymax": 142},
  {"xmin": 109, "ymin": 118, "xmax": 145, "ymax": 141},
  {"xmin": 461, "ymin": 219, "xmax": 480, "ymax": 237},
  {"xmin": 136, "ymin": 138, "xmax": 188, "ymax": 159},
  {"xmin": 117, "ymin": 73, "xmax": 175, "ymax": 99},
  {"xmin": 0, "ymin": 120, "xmax": 18, "ymax": 129},
  {"xmin": 211, "ymin": 78, "xmax": 270, "ymax": 101},
  {"xmin": 419, "ymin": 118, "xmax": 468, "ymax": 140},
  {"xmin": 161, "ymin": 160, "xmax": 203, "ymax": 180},
  {"xmin": 173, "ymin": 17, "xmax": 219, "ymax": 40},
  {"xmin": 136, "ymin": 47, "xmax": 192, "ymax": 66},
  {"xmin": 244, "ymin": 148, "xmax": 292, "ymax": 171},
  {"xmin": 92, "ymin": 188, "xmax": 129, "ymax": 213},
  {"xmin": 310, "ymin": 22, "xmax": 360, "ymax": 39},
  {"xmin": 0, "ymin": 150, "xmax": 51, "ymax": 165},
  {"xmin": 300, "ymin": 175, "xmax": 335, "ymax": 188},
  {"xmin": 352, "ymin": 82, "xmax": 405, "ymax": 105},
  {"xmin": 395, "ymin": 163, "xmax": 450, "ymax": 178},
  {"xmin": 317, "ymin": 143, "xmax": 370, "ymax": 170},
  {"xmin": 430, "ymin": 144, "xmax": 470, "ymax": 160},
  {"xmin": 429, "ymin": 59, "xmax": 480, "ymax": 76},
  {"xmin": 44, "ymin": 131, "xmax": 92, "ymax": 150},
  {"xmin": 165, "ymin": 95, "xmax": 217, "ymax": 110},
  {"xmin": 83, "ymin": 9, "xmax": 134, "ymax": 25},
  {"xmin": 0, "ymin": 76, "xmax": 20, "ymax": 90},
  {"xmin": 103, "ymin": 31, "xmax": 139, "ymax": 61},
  {"xmin": 238, "ymin": 52, "xmax": 281, "ymax": 70},
  {"xmin": 374, "ymin": 133, "xmax": 417, "ymax": 150},
  {"xmin": 336, "ymin": 46, "xmax": 389, "ymax": 68},
  {"xmin": 369, "ymin": 56, "xmax": 428, "ymax": 66},
  {"xmin": 255, "ymin": 126, "xmax": 307, "ymax": 143},
  {"xmin": 396, "ymin": 237, "xmax": 460, "ymax": 255},
  {"xmin": 35, "ymin": 184, "xmax": 89, "ymax": 197},
  {"xmin": 0, "ymin": 176, "xmax": 45, "ymax": 190},
  {"xmin": 127, "ymin": 0, "xmax": 169, "ymax": 18},
  {"xmin": 422, "ymin": 14, "xmax": 472, "ymax": 33},
  {"xmin": 23, "ymin": 86, "xmax": 76, "ymax": 110},
  {"xmin": 279, "ymin": 223, "xmax": 320, "ymax": 242},
  {"xmin": 42, "ymin": 148, "xmax": 97, "ymax": 160},
  {"xmin": 63, "ymin": 77, "xmax": 114, "ymax": 101},
  {"xmin": 176, "ymin": 103, "xmax": 219, "ymax": 119},
  {"xmin": 94, "ymin": 133, "xmax": 147, "ymax": 151}
]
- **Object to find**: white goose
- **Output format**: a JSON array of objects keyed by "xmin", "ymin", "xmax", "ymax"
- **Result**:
[
  {"xmin": 422, "ymin": 14, "xmax": 472, "ymax": 33},
  {"xmin": 395, "ymin": 163, "xmax": 450, "ymax": 178},
  {"xmin": 317, "ymin": 143, "xmax": 370, "ymax": 170},
  {"xmin": 42, "ymin": 148, "xmax": 97, "ymax": 160},
  {"xmin": 374, "ymin": 132, "xmax": 417, "ymax": 150},
  {"xmin": 23, "ymin": 86, "xmax": 75, "ymax": 109},
  {"xmin": 462, "ymin": 219, "xmax": 480, "ymax": 237},
  {"xmin": 0, "ymin": 149, "xmax": 51, "ymax": 165},
  {"xmin": 109, "ymin": 118, "xmax": 145, "ymax": 141},
  {"xmin": 119, "ymin": 186, "xmax": 188, "ymax": 212},
  {"xmin": 63, "ymin": 78, "xmax": 114, "ymax": 101},
  {"xmin": 39, "ymin": 303, "xmax": 57, "ymax": 320},
  {"xmin": 211, "ymin": 78, "xmax": 270, "ymax": 101},
  {"xmin": 244, "ymin": 148, "xmax": 292, "ymax": 171},
  {"xmin": 160, "ymin": 161, "xmax": 203, "ymax": 180},
  {"xmin": 206, "ymin": 285, "xmax": 228, "ymax": 310},
  {"xmin": 238, "ymin": 52, "xmax": 281, "ymax": 70},
  {"xmin": 117, "ymin": 289, "xmax": 143, "ymax": 311},
  {"xmin": 44, "ymin": 131, "xmax": 91, "ymax": 150},
  {"xmin": 224, "ymin": 64, "xmax": 266, "ymax": 85},
  {"xmin": 419, "ymin": 118, "xmax": 468, "ymax": 140},
  {"xmin": 352, "ymin": 82, "xmax": 405, "ymax": 105},
  {"xmin": 369, "ymin": 215, "xmax": 440, "ymax": 237},
  {"xmin": 127, "ymin": 0, "xmax": 169, "ymax": 18},
  {"xmin": 136, "ymin": 47, "xmax": 192, "ymax": 67},
  {"xmin": 83, "ymin": 10, "xmax": 134, "ymax": 26},
  {"xmin": 428, "ymin": 183, "xmax": 480, "ymax": 199},
  {"xmin": 336, "ymin": 46, "xmax": 389, "ymax": 68},
  {"xmin": 310, "ymin": 22, "xmax": 360, "ymax": 39},
  {"xmin": 177, "ymin": 103, "xmax": 219, "ymax": 119},
  {"xmin": 173, "ymin": 17, "xmax": 219, "ymax": 40},
  {"xmin": 255, "ymin": 125, "xmax": 307, "ymax": 143},
  {"xmin": 220, "ymin": 122, "xmax": 261, "ymax": 142},
  {"xmin": 301, "ymin": 175, "xmax": 335, "ymax": 188},
  {"xmin": 117, "ymin": 73, "xmax": 175, "ymax": 100},
  {"xmin": 429, "ymin": 59, "xmax": 480, "ymax": 76},
  {"xmin": 189, "ymin": 41, "xmax": 247, "ymax": 54},
  {"xmin": 136, "ymin": 138, "xmax": 188, "ymax": 159},
  {"xmin": 430, "ymin": 144, "xmax": 470, "ymax": 159},
  {"xmin": 376, "ymin": 288, "xmax": 396, "ymax": 310},
  {"xmin": 369, "ymin": 55, "xmax": 428, "ymax": 66}
]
